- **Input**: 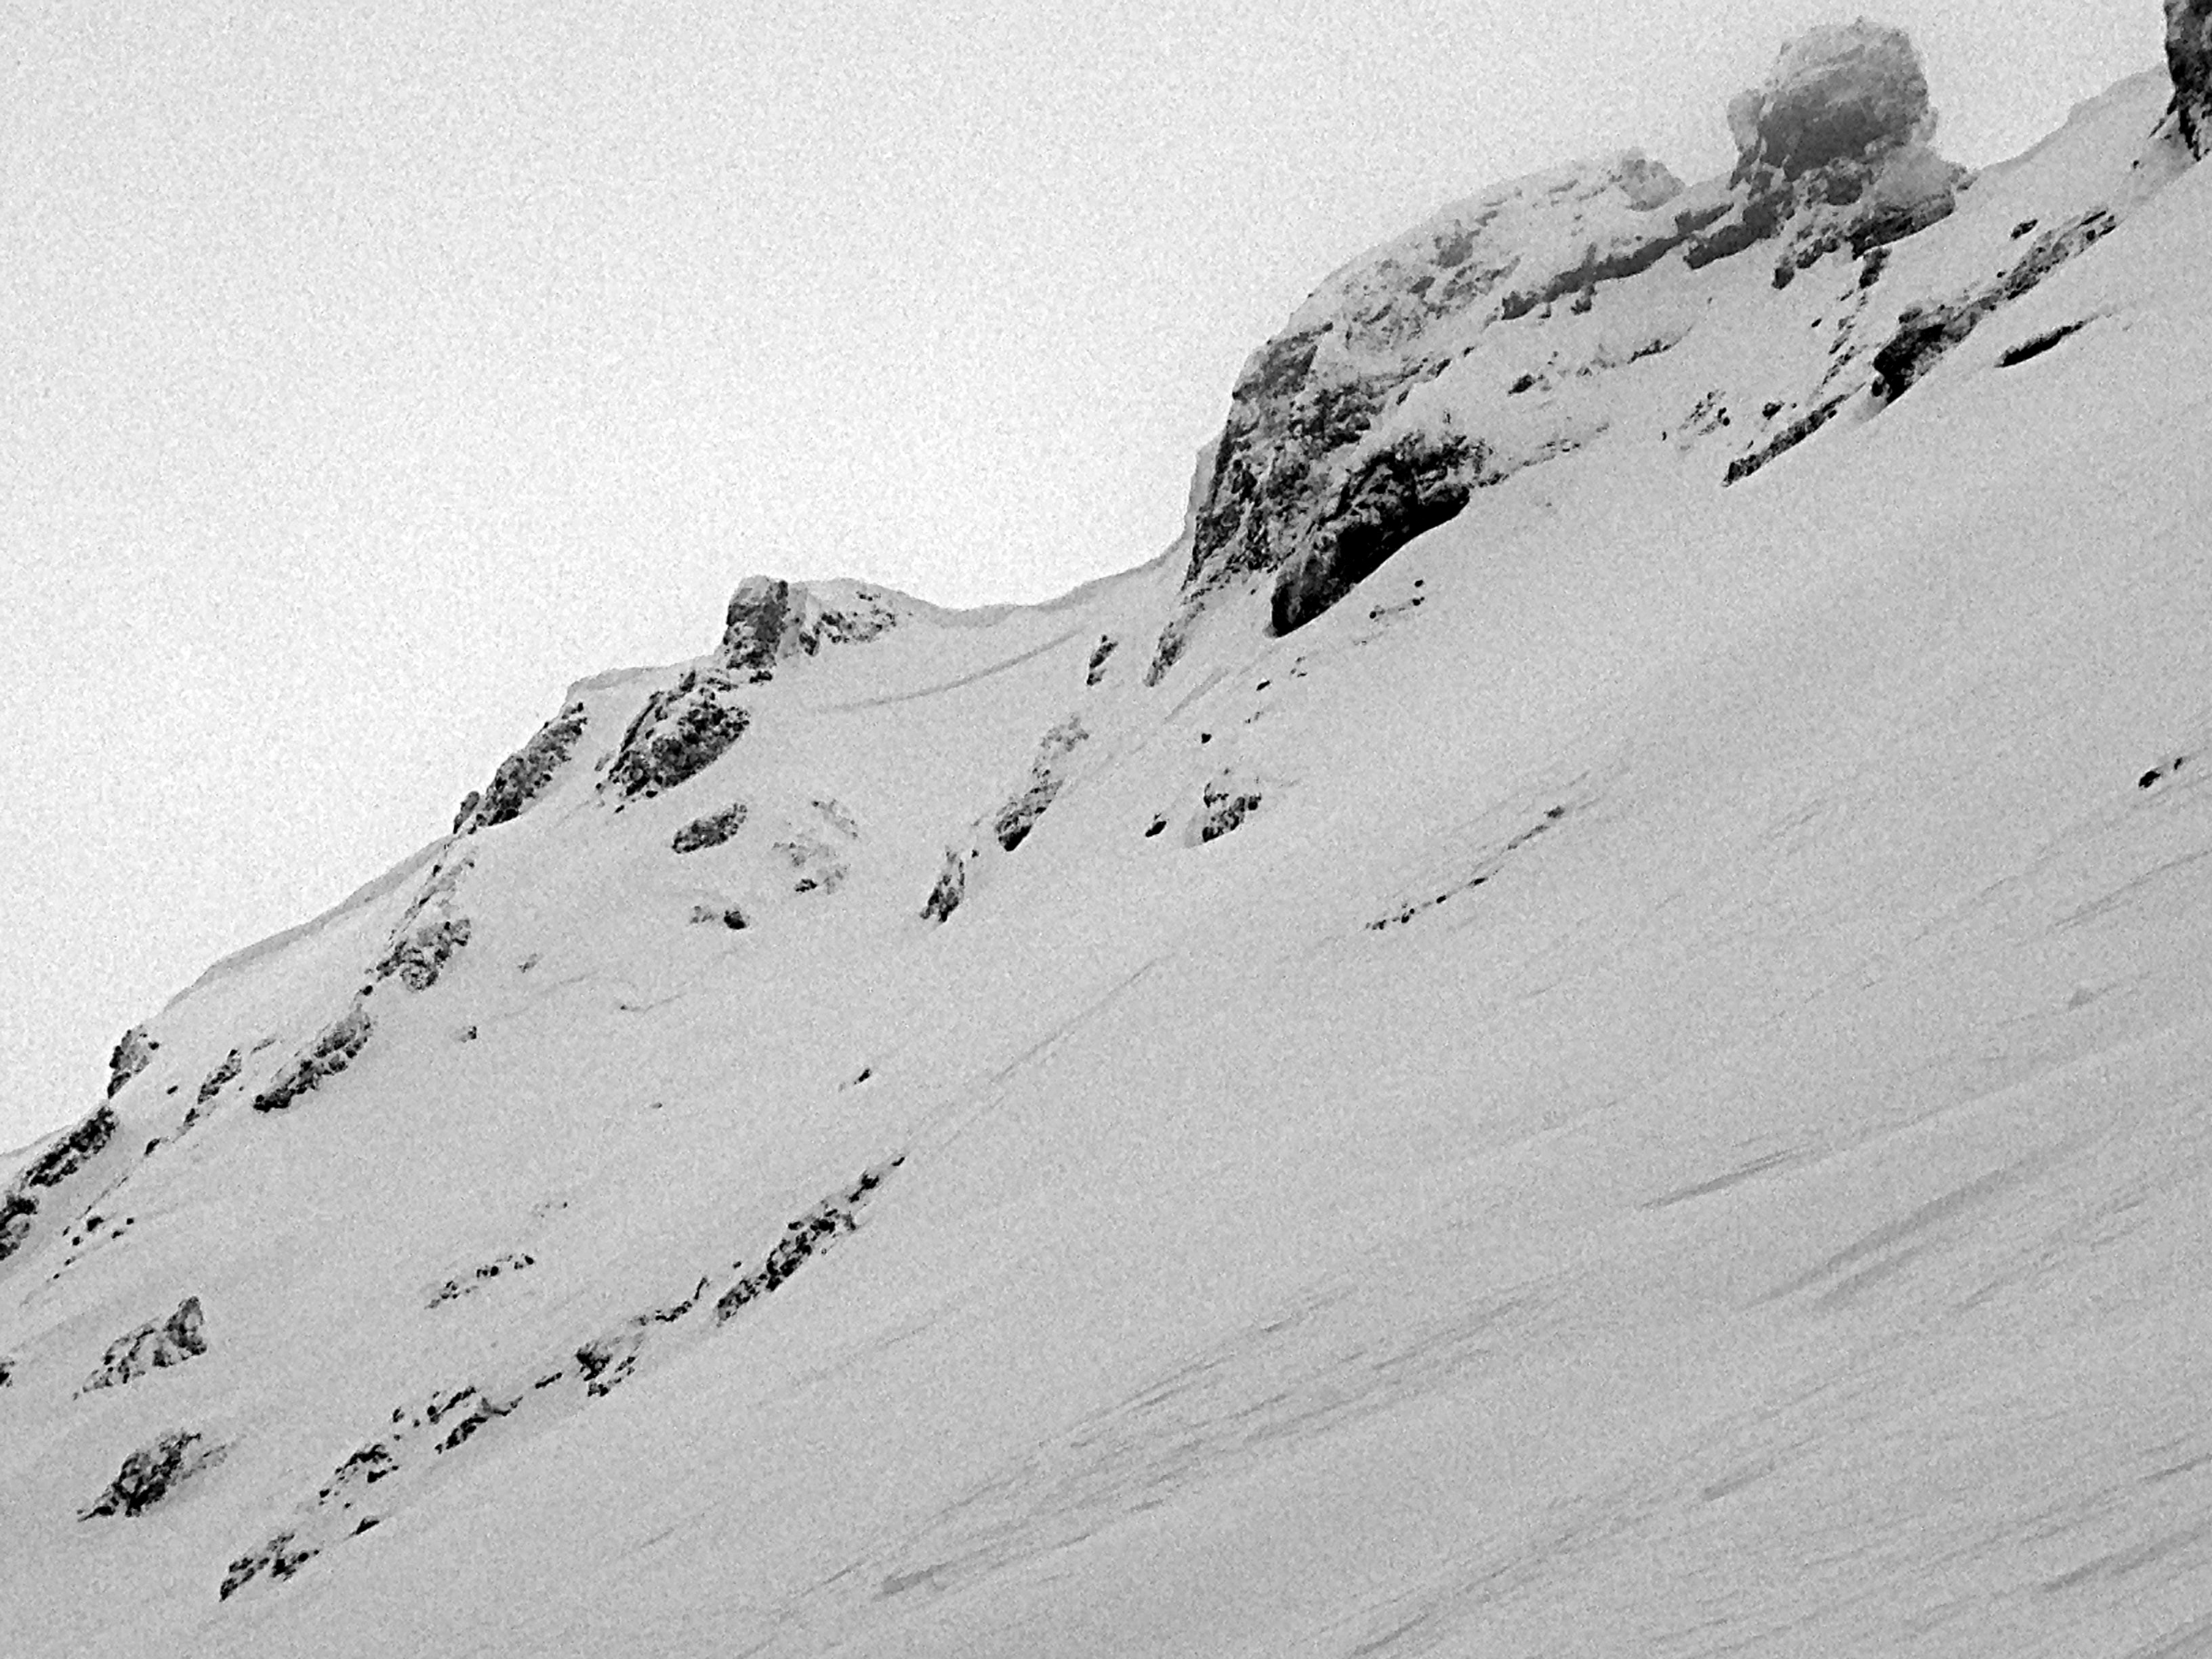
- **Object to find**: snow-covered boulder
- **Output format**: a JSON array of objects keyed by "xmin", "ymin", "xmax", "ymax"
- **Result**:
[{"xmin": 2171, "ymin": 0, "xmax": 2212, "ymax": 155}]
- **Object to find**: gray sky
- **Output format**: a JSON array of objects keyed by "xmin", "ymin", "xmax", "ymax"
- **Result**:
[{"xmin": 0, "ymin": 0, "xmax": 2160, "ymax": 1149}]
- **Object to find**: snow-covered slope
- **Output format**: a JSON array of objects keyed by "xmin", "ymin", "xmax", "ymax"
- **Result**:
[{"xmin": 11, "ymin": 22, "xmax": 2212, "ymax": 1657}]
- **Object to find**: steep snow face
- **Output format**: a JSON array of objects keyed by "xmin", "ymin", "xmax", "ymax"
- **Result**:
[{"xmin": 10, "ymin": 41, "xmax": 2212, "ymax": 1659}]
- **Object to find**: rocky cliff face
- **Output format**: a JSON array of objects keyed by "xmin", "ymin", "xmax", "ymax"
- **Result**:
[
  {"xmin": 2172, "ymin": 0, "xmax": 2212, "ymax": 155},
  {"xmin": 1145, "ymin": 19, "xmax": 1963, "ymax": 677}
]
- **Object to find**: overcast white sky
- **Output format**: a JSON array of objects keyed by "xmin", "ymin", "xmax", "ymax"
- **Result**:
[{"xmin": 0, "ymin": 1, "xmax": 2163, "ymax": 1149}]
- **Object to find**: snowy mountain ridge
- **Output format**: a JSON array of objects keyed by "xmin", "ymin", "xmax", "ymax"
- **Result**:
[{"xmin": 11, "ymin": 13, "xmax": 2212, "ymax": 1656}]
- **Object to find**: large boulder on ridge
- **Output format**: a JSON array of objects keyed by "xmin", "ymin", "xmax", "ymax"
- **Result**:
[{"xmin": 1727, "ymin": 20, "xmax": 1935, "ymax": 180}]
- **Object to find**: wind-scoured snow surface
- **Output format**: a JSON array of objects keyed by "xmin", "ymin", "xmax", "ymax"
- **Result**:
[{"xmin": 10, "ymin": 63, "xmax": 2212, "ymax": 1659}]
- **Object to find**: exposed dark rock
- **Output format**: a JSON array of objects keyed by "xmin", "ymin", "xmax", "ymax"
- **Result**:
[
  {"xmin": 2171, "ymin": 0, "xmax": 2212, "ymax": 157},
  {"xmin": 604, "ymin": 670, "xmax": 751, "ymax": 799},
  {"xmin": 713, "ymin": 1161, "xmax": 900, "ymax": 1324},
  {"xmin": 252, "ymin": 1004, "xmax": 373, "ymax": 1113},
  {"xmin": 1198, "ymin": 777, "xmax": 1263, "ymax": 844},
  {"xmin": 1084, "ymin": 635, "xmax": 1119, "ymax": 686},
  {"xmin": 1999, "ymin": 319, "xmax": 2092, "ymax": 367},
  {"xmin": 777, "ymin": 827, "xmax": 851, "ymax": 893},
  {"xmin": 107, "ymin": 1026, "xmax": 155, "ymax": 1098},
  {"xmin": 1269, "ymin": 430, "xmax": 1486, "ymax": 636},
  {"xmin": 0, "ymin": 1355, "xmax": 12, "ymax": 1386},
  {"xmin": 17, "ymin": 1103, "xmax": 117, "ymax": 1191},
  {"xmin": 1727, "ymin": 21, "xmax": 1933, "ymax": 181},
  {"xmin": 432, "ymin": 1390, "xmax": 516, "ymax": 1452},
  {"xmin": 991, "ymin": 717, "xmax": 1089, "ymax": 852},
  {"xmin": 689, "ymin": 904, "xmax": 750, "ymax": 930},
  {"xmin": 718, "ymin": 576, "xmax": 900, "ymax": 678},
  {"xmin": 221, "ymin": 1531, "xmax": 318, "ymax": 1600},
  {"xmin": 1, "ymin": 1105, "xmax": 119, "ymax": 1264},
  {"xmin": 1144, "ymin": 154, "xmax": 1684, "ymax": 680},
  {"xmin": 82, "ymin": 1429, "xmax": 224, "ymax": 1519},
  {"xmin": 1724, "ymin": 394, "xmax": 1850, "ymax": 485},
  {"xmin": 197, "ymin": 1048, "xmax": 241, "ymax": 1105},
  {"xmin": 324, "ymin": 1441, "xmax": 397, "ymax": 1494},
  {"xmin": 920, "ymin": 848, "xmax": 967, "ymax": 923},
  {"xmin": 428, "ymin": 1252, "xmax": 535, "ymax": 1308},
  {"xmin": 373, "ymin": 916, "xmax": 472, "ymax": 991},
  {"xmin": 456, "ymin": 701, "xmax": 590, "ymax": 833},
  {"xmin": 1872, "ymin": 209, "xmax": 2117, "ymax": 401},
  {"xmin": 83, "ymin": 1295, "xmax": 207, "ymax": 1393},
  {"xmin": 672, "ymin": 802, "xmax": 748, "ymax": 854},
  {"xmin": 720, "ymin": 575, "xmax": 800, "ymax": 674},
  {"xmin": 573, "ymin": 1277, "xmax": 709, "ymax": 1398}
]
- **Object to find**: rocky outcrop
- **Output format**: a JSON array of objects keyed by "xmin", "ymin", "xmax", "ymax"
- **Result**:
[
  {"xmin": 689, "ymin": 903, "xmax": 750, "ymax": 930},
  {"xmin": 1084, "ymin": 635, "xmax": 1119, "ymax": 686},
  {"xmin": 2169, "ymin": 0, "xmax": 2212, "ymax": 157},
  {"xmin": 106, "ymin": 1026, "xmax": 156, "ymax": 1097},
  {"xmin": 197, "ymin": 1048, "xmax": 242, "ymax": 1105},
  {"xmin": 83, "ymin": 1295, "xmax": 207, "ymax": 1393},
  {"xmin": 82, "ymin": 1429, "xmax": 224, "ymax": 1519},
  {"xmin": 603, "ymin": 670, "xmax": 750, "ymax": 799},
  {"xmin": 574, "ymin": 1277, "xmax": 708, "ymax": 1398},
  {"xmin": 1198, "ymin": 777, "xmax": 1264, "ymax": 844},
  {"xmin": 251, "ymin": 1004, "xmax": 373, "ymax": 1113},
  {"xmin": 920, "ymin": 848, "xmax": 966, "ymax": 923},
  {"xmin": 713, "ymin": 1161, "xmax": 899, "ymax": 1324},
  {"xmin": 991, "ymin": 717, "xmax": 1089, "ymax": 852},
  {"xmin": 1872, "ymin": 208, "xmax": 2118, "ymax": 401},
  {"xmin": 455, "ymin": 701, "xmax": 590, "ymax": 833},
  {"xmin": 1708, "ymin": 22, "xmax": 1962, "ymax": 291},
  {"xmin": 777, "ymin": 830, "xmax": 850, "ymax": 895},
  {"xmin": 1145, "ymin": 152, "xmax": 1688, "ymax": 676},
  {"xmin": 373, "ymin": 916, "xmax": 471, "ymax": 991},
  {"xmin": 1727, "ymin": 22, "xmax": 1933, "ymax": 180},
  {"xmin": 428, "ymin": 1252, "xmax": 535, "ymax": 1309},
  {"xmin": 921, "ymin": 719, "xmax": 1088, "ymax": 920},
  {"xmin": 672, "ymin": 802, "xmax": 747, "ymax": 853},
  {"xmin": 1, "ymin": 1105, "xmax": 119, "ymax": 1264},
  {"xmin": 1270, "ymin": 430, "xmax": 1492, "ymax": 636},
  {"xmin": 1141, "ymin": 22, "xmax": 1968, "ymax": 671},
  {"xmin": 221, "ymin": 1531, "xmax": 319, "ymax": 1600},
  {"xmin": 718, "ymin": 577, "xmax": 901, "ymax": 680}
]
